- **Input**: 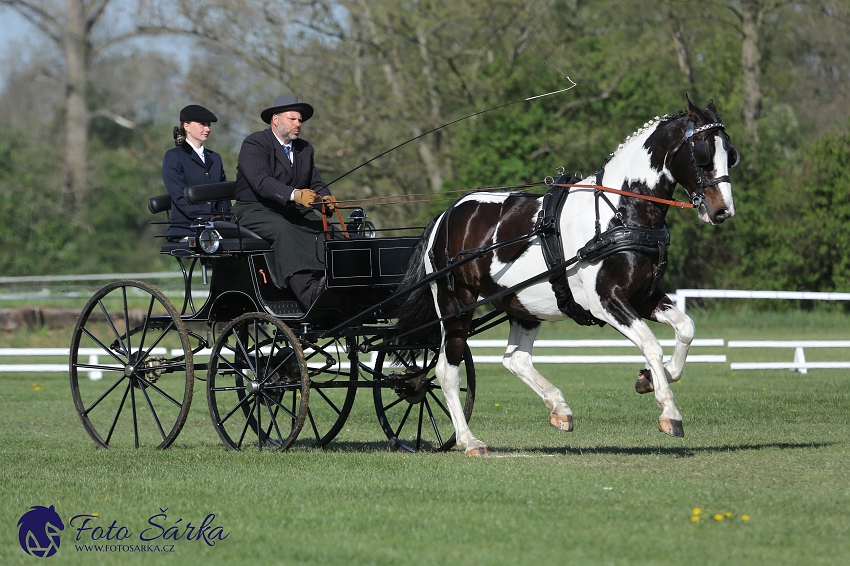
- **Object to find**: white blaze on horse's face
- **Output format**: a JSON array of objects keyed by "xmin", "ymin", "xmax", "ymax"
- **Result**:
[{"xmin": 699, "ymin": 135, "xmax": 737, "ymax": 225}]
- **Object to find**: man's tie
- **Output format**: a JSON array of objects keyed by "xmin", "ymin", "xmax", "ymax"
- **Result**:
[{"xmin": 284, "ymin": 145, "xmax": 293, "ymax": 164}]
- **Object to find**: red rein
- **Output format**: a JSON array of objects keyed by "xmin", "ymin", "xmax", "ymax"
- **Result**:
[
  {"xmin": 553, "ymin": 183, "xmax": 695, "ymax": 209},
  {"xmin": 330, "ymin": 182, "xmax": 696, "ymax": 211}
]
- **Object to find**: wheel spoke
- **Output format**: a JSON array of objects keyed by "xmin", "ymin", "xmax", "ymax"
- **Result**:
[
  {"xmin": 104, "ymin": 379, "xmax": 132, "ymax": 445},
  {"xmin": 99, "ymin": 299, "xmax": 128, "ymax": 356},
  {"xmin": 80, "ymin": 326, "xmax": 127, "ymax": 366},
  {"xmin": 424, "ymin": 398, "xmax": 444, "ymax": 446},
  {"xmin": 236, "ymin": 397, "xmax": 257, "ymax": 450},
  {"xmin": 137, "ymin": 376, "xmax": 183, "ymax": 409},
  {"xmin": 256, "ymin": 387, "xmax": 262, "ymax": 451},
  {"xmin": 313, "ymin": 386, "xmax": 342, "ymax": 415},
  {"xmin": 122, "ymin": 287, "xmax": 132, "ymax": 357},
  {"xmin": 427, "ymin": 389, "xmax": 451, "ymax": 418},
  {"xmin": 394, "ymin": 403, "xmax": 414, "ymax": 439},
  {"xmin": 263, "ymin": 401, "xmax": 284, "ymax": 446},
  {"xmin": 139, "ymin": 381, "xmax": 167, "ymax": 441},
  {"xmin": 217, "ymin": 389, "xmax": 254, "ymax": 426},
  {"xmin": 136, "ymin": 295, "xmax": 156, "ymax": 357},
  {"xmin": 130, "ymin": 383, "xmax": 139, "ymax": 449},
  {"xmin": 416, "ymin": 402, "xmax": 425, "ymax": 451},
  {"xmin": 381, "ymin": 395, "xmax": 406, "ymax": 413},
  {"xmin": 83, "ymin": 375, "xmax": 128, "ymax": 416}
]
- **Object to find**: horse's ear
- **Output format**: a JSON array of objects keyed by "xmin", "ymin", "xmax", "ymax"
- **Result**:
[
  {"xmin": 706, "ymin": 99, "xmax": 718, "ymax": 115},
  {"xmin": 686, "ymin": 93, "xmax": 701, "ymax": 120}
]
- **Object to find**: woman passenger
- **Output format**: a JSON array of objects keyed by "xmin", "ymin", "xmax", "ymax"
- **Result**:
[{"xmin": 162, "ymin": 104, "xmax": 230, "ymax": 240}]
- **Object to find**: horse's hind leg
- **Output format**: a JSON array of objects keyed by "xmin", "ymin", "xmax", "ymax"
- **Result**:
[
  {"xmin": 437, "ymin": 326, "xmax": 489, "ymax": 457},
  {"xmin": 503, "ymin": 319, "xmax": 573, "ymax": 432}
]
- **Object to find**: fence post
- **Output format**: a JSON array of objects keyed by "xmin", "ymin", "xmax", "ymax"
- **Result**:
[{"xmin": 88, "ymin": 354, "xmax": 102, "ymax": 381}]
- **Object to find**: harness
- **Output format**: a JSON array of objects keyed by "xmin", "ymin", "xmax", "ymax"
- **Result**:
[{"xmin": 535, "ymin": 169, "xmax": 669, "ymax": 325}]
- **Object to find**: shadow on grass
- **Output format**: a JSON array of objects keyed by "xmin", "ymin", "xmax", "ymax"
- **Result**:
[
  {"xmin": 304, "ymin": 440, "xmax": 836, "ymax": 458},
  {"xmin": 515, "ymin": 441, "xmax": 836, "ymax": 458}
]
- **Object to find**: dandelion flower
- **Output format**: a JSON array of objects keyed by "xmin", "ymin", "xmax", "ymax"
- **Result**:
[
  {"xmin": 495, "ymin": 403, "xmax": 500, "ymax": 407},
  {"xmin": 691, "ymin": 516, "xmax": 700, "ymax": 523},
  {"xmin": 725, "ymin": 512, "xmax": 732, "ymax": 518},
  {"xmin": 714, "ymin": 514, "xmax": 724, "ymax": 521},
  {"xmin": 92, "ymin": 512, "xmax": 99, "ymax": 517},
  {"xmin": 692, "ymin": 508, "xmax": 701, "ymax": 515},
  {"xmin": 742, "ymin": 515, "xmax": 750, "ymax": 521}
]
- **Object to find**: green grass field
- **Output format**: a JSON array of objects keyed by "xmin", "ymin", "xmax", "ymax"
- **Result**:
[{"xmin": 1, "ymin": 309, "xmax": 849, "ymax": 565}]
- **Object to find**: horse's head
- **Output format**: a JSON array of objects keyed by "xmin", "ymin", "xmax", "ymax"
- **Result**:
[{"xmin": 669, "ymin": 97, "xmax": 739, "ymax": 224}]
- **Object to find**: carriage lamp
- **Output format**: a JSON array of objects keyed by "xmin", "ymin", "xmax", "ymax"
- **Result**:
[
  {"xmin": 198, "ymin": 229, "xmax": 222, "ymax": 254},
  {"xmin": 346, "ymin": 207, "xmax": 377, "ymax": 239}
]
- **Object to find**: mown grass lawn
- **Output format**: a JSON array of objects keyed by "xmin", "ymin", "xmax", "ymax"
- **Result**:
[{"xmin": 1, "ymin": 309, "xmax": 849, "ymax": 565}]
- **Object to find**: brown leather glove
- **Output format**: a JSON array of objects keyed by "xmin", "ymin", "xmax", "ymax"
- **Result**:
[
  {"xmin": 293, "ymin": 188, "xmax": 319, "ymax": 208},
  {"xmin": 321, "ymin": 195, "xmax": 338, "ymax": 215}
]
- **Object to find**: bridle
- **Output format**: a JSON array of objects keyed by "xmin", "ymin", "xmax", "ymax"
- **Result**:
[{"xmin": 669, "ymin": 120, "xmax": 740, "ymax": 208}]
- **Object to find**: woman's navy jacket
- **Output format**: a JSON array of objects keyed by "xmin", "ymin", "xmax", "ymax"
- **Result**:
[{"xmin": 162, "ymin": 141, "xmax": 230, "ymax": 239}]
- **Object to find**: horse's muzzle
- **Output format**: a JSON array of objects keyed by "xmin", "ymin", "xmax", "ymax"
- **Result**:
[{"xmin": 712, "ymin": 207, "xmax": 733, "ymax": 224}]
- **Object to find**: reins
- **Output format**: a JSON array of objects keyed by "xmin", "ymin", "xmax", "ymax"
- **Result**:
[
  {"xmin": 330, "ymin": 181, "xmax": 695, "ymax": 211},
  {"xmin": 552, "ymin": 183, "xmax": 695, "ymax": 209}
]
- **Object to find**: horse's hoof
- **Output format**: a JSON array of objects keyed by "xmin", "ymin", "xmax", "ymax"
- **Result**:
[
  {"xmin": 635, "ymin": 369, "xmax": 654, "ymax": 394},
  {"xmin": 658, "ymin": 418, "xmax": 684, "ymax": 437},
  {"xmin": 465, "ymin": 446, "xmax": 489, "ymax": 457},
  {"xmin": 549, "ymin": 414, "xmax": 574, "ymax": 432}
]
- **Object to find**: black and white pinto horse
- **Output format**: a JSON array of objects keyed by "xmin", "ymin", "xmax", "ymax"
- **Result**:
[{"xmin": 394, "ymin": 97, "xmax": 738, "ymax": 456}]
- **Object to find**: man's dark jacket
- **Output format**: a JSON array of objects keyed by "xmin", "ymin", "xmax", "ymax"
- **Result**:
[
  {"xmin": 162, "ymin": 141, "xmax": 229, "ymax": 238},
  {"xmin": 234, "ymin": 128, "xmax": 330, "ymax": 206}
]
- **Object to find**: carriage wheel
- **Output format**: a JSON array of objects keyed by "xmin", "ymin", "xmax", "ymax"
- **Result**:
[
  {"xmin": 373, "ymin": 345, "xmax": 475, "ymax": 453},
  {"xmin": 295, "ymin": 338, "xmax": 358, "ymax": 448},
  {"xmin": 69, "ymin": 280, "xmax": 194, "ymax": 449},
  {"xmin": 206, "ymin": 313, "xmax": 309, "ymax": 451}
]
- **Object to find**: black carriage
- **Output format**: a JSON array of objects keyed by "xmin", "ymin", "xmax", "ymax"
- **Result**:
[{"xmin": 69, "ymin": 182, "xmax": 482, "ymax": 452}]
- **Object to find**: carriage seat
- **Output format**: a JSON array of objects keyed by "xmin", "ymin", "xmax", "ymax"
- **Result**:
[{"xmin": 149, "ymin": 181, "xmax": 272, "ymax": 254}]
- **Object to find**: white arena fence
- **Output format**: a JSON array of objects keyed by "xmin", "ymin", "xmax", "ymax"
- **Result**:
[
  {"xmin": 2, "ymin": 277, "xmax": 848, "ymax": 375},
  {"xmin": 4, "ymin": 338, "xmax": 850, "ymax": 378},
  {"xmin": 1, "ymin": 340, "xmax": 725, "ymax": 380}
]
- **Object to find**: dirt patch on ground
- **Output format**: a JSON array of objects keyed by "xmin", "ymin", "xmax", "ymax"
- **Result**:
[{"xmin": 0, "ymin": 307, "xmax": 145, "ymax": 331}]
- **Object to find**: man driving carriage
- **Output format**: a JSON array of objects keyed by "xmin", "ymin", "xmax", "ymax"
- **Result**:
[{"xmin": 232, "ymin": 94, "xmax": 339, "ymax": 310}]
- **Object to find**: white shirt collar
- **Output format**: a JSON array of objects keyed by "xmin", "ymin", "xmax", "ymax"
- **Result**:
[{"xmin": 186, "ymin": 140, "xmax": 205, "ymax": 162}]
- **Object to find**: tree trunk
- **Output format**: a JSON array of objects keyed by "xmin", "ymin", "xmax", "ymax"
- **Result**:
[
  {"xmin": 740, "ymin": 0, "xmax": 762, "ymax": 143},
  {"xmin": 64, "ymin": 0, "xmax": 90, "ymax": 211}
]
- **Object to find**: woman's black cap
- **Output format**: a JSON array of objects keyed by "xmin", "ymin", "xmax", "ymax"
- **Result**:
[{"xmin": 179, "ymin": 104, "xmax": 218, "ymax": 123}]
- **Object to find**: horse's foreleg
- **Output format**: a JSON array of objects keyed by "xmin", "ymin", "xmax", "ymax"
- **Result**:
[
  {"xmin": 438, "ymin": 333, "xmax": 488, "ymax": 457},
  {"xmin": 602, "ymin": 298, "xmax": 684, "ymax": 437},
  {"xmin": 502, "ymin": 319, "xmax": 573, "ymax": 432},
  {"xmin": 651, "ymin": 298, "xmax": 694, "ymax": 383}
]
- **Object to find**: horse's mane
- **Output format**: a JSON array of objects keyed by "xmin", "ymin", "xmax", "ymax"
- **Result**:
[{"xmin": 604, "ymin": 111, "xmax": 685, "ymax": 164}]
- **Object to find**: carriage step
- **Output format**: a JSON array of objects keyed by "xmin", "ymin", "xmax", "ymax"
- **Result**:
[{"xmin": 267, "ymin": 301, "xmax": 305, "ymax": 316}]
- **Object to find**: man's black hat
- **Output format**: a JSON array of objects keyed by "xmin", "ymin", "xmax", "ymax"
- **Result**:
[
  {"xmin": 261, "ymin": 94, "xmax": 314, "ymax": 124},
  {"xmin": 179, "ymin": 104, "xmax": 218, "ymax": 123}
]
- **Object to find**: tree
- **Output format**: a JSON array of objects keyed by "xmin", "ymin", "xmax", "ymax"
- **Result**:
[{"xmin": 0, "ymin": 0, "xmax": 144, "ymax": 213}]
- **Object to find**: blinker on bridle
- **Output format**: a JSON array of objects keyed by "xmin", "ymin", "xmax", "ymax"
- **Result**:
[{"xmin": 670, "ymin": 120, "xmax": 740, "ymax": 208}]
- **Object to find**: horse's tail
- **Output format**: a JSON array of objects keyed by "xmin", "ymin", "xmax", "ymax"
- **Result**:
[{"xmin": 391, "ymin": 217, "xmax": 441, "ymax": 364}]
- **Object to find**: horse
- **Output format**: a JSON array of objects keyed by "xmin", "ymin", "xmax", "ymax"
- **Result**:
[{"xmin": 393, "ymin": 96, "xmax": 739, "ymax": 456}]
